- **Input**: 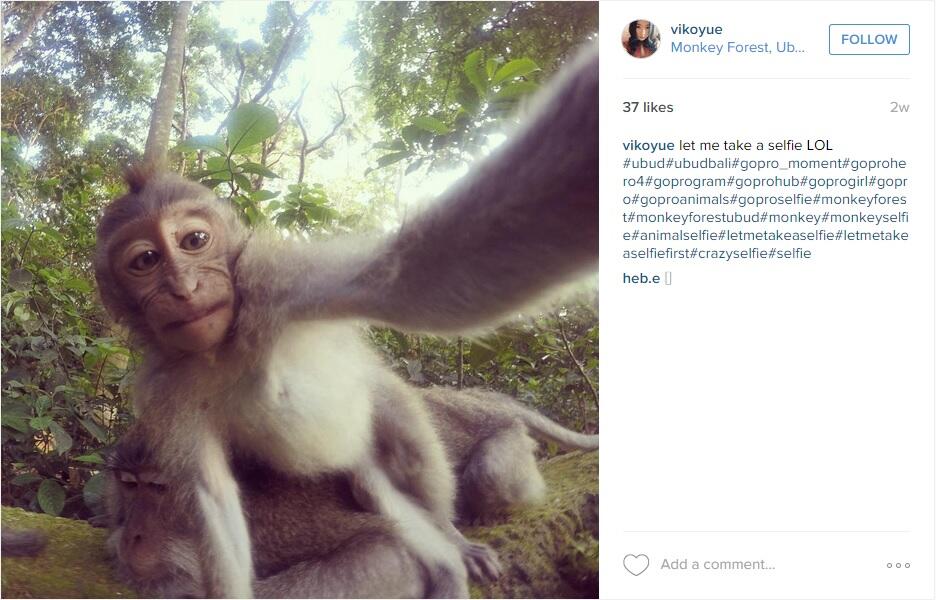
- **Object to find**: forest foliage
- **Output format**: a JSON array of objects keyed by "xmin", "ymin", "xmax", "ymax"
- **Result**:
[{"xmin": 1, "ymin": 1, "xmax": 598, "ymax": 520}]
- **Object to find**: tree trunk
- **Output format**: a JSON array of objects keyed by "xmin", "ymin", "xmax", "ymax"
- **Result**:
[
  {"xmin": 1, "ymin": 2, "xmax": 56, "ymax": 70},
  {"xmin": 142, "ymin": 1, "xmax": 192, "ymax": 171}
]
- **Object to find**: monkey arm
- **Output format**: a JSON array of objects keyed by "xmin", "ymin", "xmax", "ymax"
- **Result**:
[
  {"xmin": 338, "ymin": 45, "xmax": 598, "ymax": 333},
  {"xmin": 234, "ymin": 45, "xmax": 597, "ymax": 339},
  {"xmin": 194, "ymin": 431, "xmax": 255, "ymax": 598},
  {"xmin": 350, "ymin": 455, "xmax": 469, "ymax": 598}
]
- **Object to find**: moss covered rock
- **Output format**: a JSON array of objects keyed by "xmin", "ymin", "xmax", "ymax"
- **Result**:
[
  {"xmin": 1, "ymin": 506, "xmax": 135, "ymax": 598},
  {"xmin": 468, "ymin": 451, "xmax": 598, "ymax": 598},
  {"xmin": 2, "ymin": 451, "xmax": 597, "ymax": 598}
]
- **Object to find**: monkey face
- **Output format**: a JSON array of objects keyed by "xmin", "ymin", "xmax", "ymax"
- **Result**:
[
  {"xmin": 110, "ymin": 468, "xmax": 201, "ymax": 586},
  {"xmin": 108, "ymin": 200, "xmax": 236, "ymax": 353}
]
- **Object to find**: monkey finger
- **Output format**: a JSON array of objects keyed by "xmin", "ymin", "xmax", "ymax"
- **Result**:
[{"xmin": 462, "ymin": 542, "xmax": 502, "ymax": 582}]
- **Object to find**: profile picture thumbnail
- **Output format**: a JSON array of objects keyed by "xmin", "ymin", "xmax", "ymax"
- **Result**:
[{"xmin": 622, "ymin": 19, "xmax": 660, "ymax": 58}]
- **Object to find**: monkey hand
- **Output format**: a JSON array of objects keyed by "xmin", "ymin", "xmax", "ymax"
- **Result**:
[{"xmin": 460, "ymin": 540, "xmax": 502, "ymax": 582}]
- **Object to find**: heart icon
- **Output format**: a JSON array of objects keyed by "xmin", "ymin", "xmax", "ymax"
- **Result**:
[{"xmin": 624, "ymin": 553, "xmax": 650, "ymax": 576}]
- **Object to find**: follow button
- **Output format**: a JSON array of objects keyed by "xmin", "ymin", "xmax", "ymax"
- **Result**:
[{"xmin": 829, "ymin": 24, "xmax": 910, "ymax": 55}]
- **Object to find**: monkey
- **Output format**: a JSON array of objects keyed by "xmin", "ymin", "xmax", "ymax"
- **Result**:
[
  {"xmin": 93, "ymin": 44, "xmax": 597, "ymax": 598},
  {"xmin": 107, "ymin": 388, "xmax": 596, "ymax": 598},
  {"xmin": 422, "ymin": 388, "xmax": 599, "ymax": 525},
  {"xmin": 105, "ymin": 425, "xmax": 425, "ymax": 599}
]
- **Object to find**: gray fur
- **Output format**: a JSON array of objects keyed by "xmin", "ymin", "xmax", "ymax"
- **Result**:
[
  {"xmin": 424, "ymin": 387, "xmax": 598, "ymax": 523},
  {"xmin": 106, "ymin": 428, "xmax": 425, "ymax": 599}
]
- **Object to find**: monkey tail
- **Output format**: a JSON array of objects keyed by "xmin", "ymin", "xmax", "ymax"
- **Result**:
[
  {"xmin": 1, "ymin": 529, "xmax": 48, "ymax": 557},
  {"xmin": 514, "ymin": 406, "xmax": 599, "ymax": 451}
]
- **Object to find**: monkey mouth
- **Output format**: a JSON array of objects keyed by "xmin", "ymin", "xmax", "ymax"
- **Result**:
[{"xmin": 163, "ymin": 301, "xmax": 228, "ymax": 330}]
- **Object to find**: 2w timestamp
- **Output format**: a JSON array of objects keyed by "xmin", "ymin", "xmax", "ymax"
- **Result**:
[{"xmin": 623, "ymin": 100, "xmax": 675, "ymax": 113}]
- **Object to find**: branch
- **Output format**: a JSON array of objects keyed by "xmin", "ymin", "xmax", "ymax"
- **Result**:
[
  {"xmin": 555, "ymin": 312, "xmax": 599, "ymax": 413},
  {"xmin": 266, "ymin": 80, "xmax": 311, "ymax": 156},
  {"xmin": 249, "ymin": 1, "xmax": 320, "ymax": 105},
  {"xmin": 232, "ymin": 46, "xmax": 246, "ymax": 109},
  {"xmin": 296, "ymin": 114, "xmax": 309, "ymax": 184},
  {"xmin": 1, "ymin": 2, "xmax": 56, "ymax": 70},
  {"xmin": 304, "ymin": 85, "xmax": 354, "ymax": 154}
]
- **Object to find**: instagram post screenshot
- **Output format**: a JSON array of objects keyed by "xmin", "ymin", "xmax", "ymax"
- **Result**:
[
  {"xmin": 0, "ymin": 2, "xmax": 932, "ymax": 600},
  {"xmin": 601, "ymin": 2, "xmax": 935, "ymax": 600}
]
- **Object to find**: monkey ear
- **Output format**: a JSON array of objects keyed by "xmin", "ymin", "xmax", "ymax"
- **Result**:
[
  {"xmin": 123, "ymin": 163, "xmax": 158, "ymax": 194},
  {"xmin": 332, "ymin": 47, "xmax": 597, "ymax": 333}
]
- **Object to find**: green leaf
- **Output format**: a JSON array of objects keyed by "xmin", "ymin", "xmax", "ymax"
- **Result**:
[
  {"xmin": 200, "ymin": 179, "xmax": 227, "ymax": 190},
  {"xmin": 1, "ymin": 414, "xmax": 30, "ymax": 433},
  {"xmin": 249, "ymin": 189, "xmax": 279, "ymax": 202},
  {"xmin": 390, "ymin": 329, "xmax": 410, "ymax": 354},
  {"xmin": 37, "ymin": 224, "xmax": 64, "ymax": 243},
  {"xmin": 37, "ymin": 267, "xmax": 60, "ymax": 283},
  {"xmin": 275, "ymin": 210, "xmax": 298, "ymax": 229},
  {"xmin": 411, "ymin": 116, "xmax": 451, "ymax": 135},
  {"xmin": 233, "ymin": 173, "xmax": 252, "ymax": 192},
  {"xmin": 29, "ymin": 416, "xmax": 53, "ymax": 431},
  {"xmin": 463, "ymin": 50, "xmax": 488, "ymax": 96},
  {"xmin": 456, "ymin": 80, "xmax": 481, "ymax": 115},
  {"xmin": 34, "ymin": 395, "xmax": 52, "ymax": 415},
  {"xmin": 37, "ymin": 479, "xmax": 66, "ymax": 516},
  {"xmin": 11, "ymin": 473, "xmax": 41, "ymax": 486},
  {"xmin": 485, "ymin": 57, "xmax": 503, "ymax": 78},
  {"xmin": 401, "ymin": 125, "xmax": 427, "ymax": 145},
  {"xmin": 83, "ymin": 472, "xmax": 107, "ymax": 514},
  {"xmin": 13, "ymin": 304, "xmax": 34, "ymax": 323},
  {"xmin": 227, "ymin": 104, "xmax": 278, "ymax": 154},
  {"xmin": 80, "ymin": 418, "xmax": 108, "ymax": 443},
  {"xmin": 376, "ymin": 151, "xmax": 413, "ymax": 169},
  {"xmin": 469, "ymin": 341, "xmax": 498, "ymax": 369},
  {"xmin": 75, "ymin": 453, "xmax": 105, "ymax": 464},
  {"xmin": 491, "ymin": 58, "xmax": 540, "ymax": 86},
  {"xmin": 63, "ymin": 277, "xmax": 92, "ymax": 293},
  {"xmin": 205, "ymin": 156, "xmax": 229, "ymax": 172},
  {"xmin": 491, "ymin": 81, "xmax": 538, "ymax": 102},
  {"xmin": 238, "ymin": 162, "xmax": 278, "ymax": 178},
  {"xmin": 373, "ymin": 139, "xmax": 407, "ymax": 152},
  {"xmin": 49, "ymin": 421, "xmax": 73, "ymax": 455},
  {"xmin": 175, "ymin": 134, "xmax": 227, "ymax": 155},
  {"xmin": 244, "ymin": 205, "xmax": 263, "ymax": 226}
]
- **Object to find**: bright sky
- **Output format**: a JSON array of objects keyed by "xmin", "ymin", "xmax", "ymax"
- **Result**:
[
  {"xmin": 16, "ymin": 2, "xmax": 493, "ymax": 216},
  {"xmin": 213, "ymin": 1, "xmax": 467, "ymax": 211}
]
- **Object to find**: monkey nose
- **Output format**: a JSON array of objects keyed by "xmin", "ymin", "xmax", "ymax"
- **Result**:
[
  {"xmin": 125, "ymin": 537, "xmax": 161, "ymax": 577},
  {"xmin": 168, "ymin": 273, "xmax": 198, "ymax": 299}
]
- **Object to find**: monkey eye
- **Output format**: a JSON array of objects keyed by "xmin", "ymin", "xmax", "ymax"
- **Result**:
[
  {"xmin": 129, "ymin": 250, "xmax": 160, "ymax": 274},
  {"xmin": 147, "ymin": 482, "xmax": 168, "ymax": 494},
  {"xmin": 180, "ymin": 231, "xmax": 210, "ymax": 251}
]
